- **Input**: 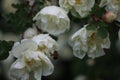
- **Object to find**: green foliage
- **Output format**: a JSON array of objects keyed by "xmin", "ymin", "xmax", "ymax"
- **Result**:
[
  {"xmin": 87, "ymin": 21, "xmax": 109, "ymax": 39},
  {"xmin": 86, "ymin": 22, "xmax": 97, "ymax": 30},
  {"xmin": 97, "ymin": 22, "xmax": 109, "ymax": 39},
  {"xmin": 87, "ymin": 2, "xmax": 108, "ymax": 39},
  {"xmin": 91, "ymin": 4, "xmax": 106, "ymax": 18},
  {"xmin": 0, "ymin": 41, "xmax": 14, "ymax": 60},
  {"xmin": 97, "ymin": 27, "xmax": 108, "ymax": 39},
  {"xmin": 2, "ymin": 0, "xmax": 44, "ymax": 34}
]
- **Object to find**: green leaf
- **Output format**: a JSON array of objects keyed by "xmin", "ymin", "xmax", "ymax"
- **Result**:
[
  {"xmin": 0, "ymin": 41, "xmax": 14, "ymax": 60},
  {"xmin": 97, "ymin": 27, "xmax": 108, "ymax": 39},
  {"xmin": 86, "ymin": 20, "xmax": 109, "ymax": 39},
  {"xmin": 1, "ymin": 0, "xmax": 44, "ymax": 34},
  {"xmin": 91, "ymin": 4, "xmax": 106, "ymax": 18},
  {"xmin": 86, "ymin": 23, "xmax": 97, "ymax": 30},
  {"xmin": 98, "ymin": 22, "xmax": 109, "ymax": 28}
]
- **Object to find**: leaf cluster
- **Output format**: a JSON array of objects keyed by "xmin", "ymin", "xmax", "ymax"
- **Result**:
[
  {"xmin": 2, "ymin": 0, "xmax": 44, "ymax": 34},
  {"xmin": 86, "ymin": 21, "xmax": 109, "ymax": 39},
  {"xmin": 91, "ymin": 4, "xmax": 106, "ymax": 18},
  {"xmin": 0, "ymin": 41, "xmax": 14, "ymax": 60}
]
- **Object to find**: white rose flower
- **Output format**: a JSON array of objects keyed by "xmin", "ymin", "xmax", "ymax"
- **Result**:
[
  {"xmin": 32, "ymin": 34, "xmax": 59, "ymax": 58},
  {"xmin": 33, "ymin": 6, "xmax": 70, "ymax": 35},
  {"xmin": 9, "ymin": 50, "xmax": 54, "ymax": 80},
  {"xmin": 9, "ymin": 34, "xmax": 58, "ymax": 80},
  {"xmin": 69, "ymin": 26, "xmax": 111, "ymax": 59},
  {"xmin": 99, "ymin": 0, "xmax": 120, "ymax": 22},
  {"xmin": 59, "ymin": 0, "xmax": 95, "ymax": 18},
  {"xmin": 10, "ymin": 34, "xmax": 58, "ymax": 58}
]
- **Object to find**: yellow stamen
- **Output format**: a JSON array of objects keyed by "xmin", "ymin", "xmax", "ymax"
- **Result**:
[
  {"xmin": 24, "ymin": 56, "xmax": 35, "ymax": 66},
  {"xmin": 75, "ymin": 0, "xmax": 82, "ymax": 4},
  {"xmin": 38, "ymin": 44, "xmax": 47, "ymax": 52}
]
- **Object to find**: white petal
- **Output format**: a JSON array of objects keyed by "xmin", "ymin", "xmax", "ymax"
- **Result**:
[
  {"xmin": 34, "ymin": 68, "xmax": 42, "ymax": 80},
  {"xmin": 70, "ymin": 27, "xmax": 88, "ymax": 59},
  {"xmin": 88, "ymin": 43, "xmax": 97, "ymax": 53},
  {"xmin": 71, "ymin": 27, "xmax": 87, "ymax": 41},
  {"xmin": 23, "ymin": 27, "xmax": 38, "ymax": 39},
  {"xmin": 11, "ymin": 39, "xmax": 38, "ymax": 58},
  {"xmin": 73, "ymin": 46, "xmax": 86, "ymax": 59},
  {"xmin": 87, "ymin": 47, "xmax": 105, "ymax": 59},
  {"xmin": 74, "ymin": 6, "xmax": 89, "ymax": 18},
  {"xmin": 11, "ymin": 58, "xmax": 25, "ymax": 69},
  {"xmin": 32, "ymin": 34, "xmax": 49, "ymax": 45},
  {"xmin": 32, "ymin": 34, "xmax": 58, "ymax": 53},
  {"xmin": 9, "ymin": 67, "xmax": 29, "ymax": 80},
  {"xmin": 38, "ymin": 53, "xmax": 54, "ymax": 76},
  {"xmin": 99, "ymin": 0, "xmax": 107, "ymax": 7},
  {"xmin": 12, "ymin": 42, "xmax": 20, "ymax": 48},
  {"xmin": 102, "ymin": 37, "xmax": 111, "ymax": 49},
  {"xmin": 21, "ymin": 73, "xmax": 29, "ymax": 80},
  {"xmin": 59, "ymin": 0, "xmax": 72, "ymax": 13}
]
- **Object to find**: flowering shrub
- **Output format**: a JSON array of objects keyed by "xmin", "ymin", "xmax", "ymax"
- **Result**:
[{"xmin": 0, "ymin": 0, "xmax": 120, "ymax": 80}]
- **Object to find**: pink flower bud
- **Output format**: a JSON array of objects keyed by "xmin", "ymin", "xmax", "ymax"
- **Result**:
[{"xmin": 102, "ymin": 11, "xmax": 117, "ymax": 23}]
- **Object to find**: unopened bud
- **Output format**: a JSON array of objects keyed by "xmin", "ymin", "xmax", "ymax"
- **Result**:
[{"xmin": 102, "ymin": 11, "xmax": 117, "ymax": 23}]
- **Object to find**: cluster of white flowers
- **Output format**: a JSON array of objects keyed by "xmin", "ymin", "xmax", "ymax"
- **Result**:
[
  {"xmin": 99, "ymin": 0, "xmax": 120, "ymax": 22},
  {"xmin": 9, "ymin": 34, "xmax": 58, "ymax": 80},
  {"xmin": 59, "ymin": 0, "xmax": 95, "ymax": 18},
  {"xmin": 8, "ymin": 0, "xmax": 116, "ymax": 80},
  {"xmin": 69, "ymin": 25, "xmax": 110, "ymax": 59}
]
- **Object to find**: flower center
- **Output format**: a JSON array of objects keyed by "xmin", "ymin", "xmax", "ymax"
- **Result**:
[
  {"xmin": 38, "ymin": 44, "xmax": 47, "ymax": 52},
  {"xmin": 24, "ymin": 56, "xmax": 35, "ymax": 66},
  {"xmin": 87, "ymin": 32, "xmax": 96, "ymax": 44},
  {"xmin": 24, "ymin": 55, "xmax": 41, "ymax": 69},
  {"xmin": 75, "ymin": 0, "xmax": 82, "ymax": 4}
]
